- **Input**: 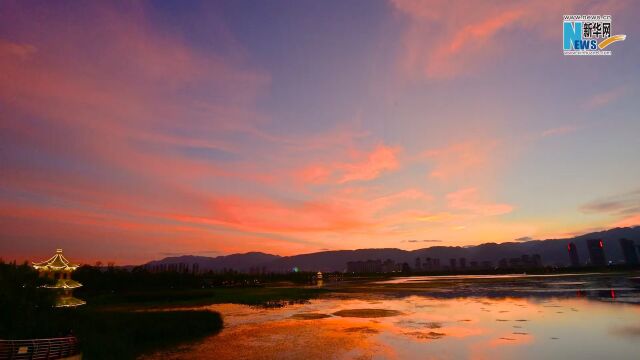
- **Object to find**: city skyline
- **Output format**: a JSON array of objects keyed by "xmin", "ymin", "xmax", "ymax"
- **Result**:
[{"xmin": 1, "ymin": 0, "xmax": 639, "ymax": 264}]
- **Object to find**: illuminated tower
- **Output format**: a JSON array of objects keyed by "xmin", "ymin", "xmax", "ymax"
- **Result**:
[
  {"xmin": 618, "ymin": 238, "xmax": 639, "ymax": 265},
  {"xmin": 586, "ymin": 239, "xmax": 606, "ymax": 267},
  {"xmin": 567, "ymin": 242, "xmax": 580, "ymax": 267},
  {"xmin": 33, "ymin": 249, "xmax": 86, "ymax": 307}
]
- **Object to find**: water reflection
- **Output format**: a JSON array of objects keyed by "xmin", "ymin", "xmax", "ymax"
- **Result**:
[{"xmin": 144, "ymin": 273, "xmax": 640, "ymax": 360}]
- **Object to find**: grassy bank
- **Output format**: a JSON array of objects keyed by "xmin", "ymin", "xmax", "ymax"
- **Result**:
[
  {"xmin": 71, "ymin": 309, "xmax": 222, "ymax": 359},
  {"xmin": 73, "ymin": 286, "xmax": 327, "ymax": 358}
]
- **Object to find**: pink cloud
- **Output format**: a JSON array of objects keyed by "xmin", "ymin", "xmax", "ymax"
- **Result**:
[
  {"xmin": 422, "ymin": 140, "xmax": 497, "ymax": 180},
  {"xmin": 0, "ymin": 39, "xmax": 37, "ymax": 58},
  {"xmin": 541, "ymin": 125, "xmax": 578, "ymax": 137},
  {"xmin": 446, "ymin": 188, "xmax": 513, "ymax": 216},
  {"xmin": 586, "ymin": 86, "xmax": 627, "ymax": 109},
  {"xmin": 296, "ymin": 144, "xmax": 401, "ymax": 185},
  {"xmin": 338, "ymin": 145, "xmax": 401, "ymax": 183},
  {"xmin": 390, "ymin": 0, "xmax": 616, "ymax": 79},
  {"xmin": 580, "ymin": 189, "xmax": 640, "ymax": 230},
  {"xmin": 0, "ymin": 3, "xmax": 286, "ymax": 261},
  {"xmin": 370, "ymin": 188, "xmax": 432, "ymax": 210}
]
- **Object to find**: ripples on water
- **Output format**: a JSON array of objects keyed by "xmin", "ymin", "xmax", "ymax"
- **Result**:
[{"xmin": 144, "ymin": 273, "xmax": 640, "ymax": 360}]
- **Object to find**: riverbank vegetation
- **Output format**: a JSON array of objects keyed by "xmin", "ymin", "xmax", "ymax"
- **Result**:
[
  {"xmin": 1, "ymin": 261, "xmax": 328, "ymax": 358},
  {"xmin": 0, "ymin": 262, "xmax": 223, "ymax": 359}
]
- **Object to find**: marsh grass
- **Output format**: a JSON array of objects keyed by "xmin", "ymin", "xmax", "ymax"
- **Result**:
[{"xmin": 90, "ymin": 286, "xmax": 329, "ymax": 309}]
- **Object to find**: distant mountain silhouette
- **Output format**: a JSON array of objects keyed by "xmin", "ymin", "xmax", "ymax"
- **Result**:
[
  {"xmin": 145, "ymin": 252, "xmax": 280, "ymax": 272},
  {"xmin": 144, "ymin": 226, "xmax": 640, "ymax": 272}
]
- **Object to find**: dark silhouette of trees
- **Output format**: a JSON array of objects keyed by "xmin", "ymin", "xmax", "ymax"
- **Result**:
[{"xmin": 0, "ymin": 260, "xmax": 62, "ymax": 338}]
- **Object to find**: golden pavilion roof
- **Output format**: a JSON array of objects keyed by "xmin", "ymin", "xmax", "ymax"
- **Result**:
[
  {"xmin": 33, "ymin": 249, "xmax": 79, "ymax": 271},
  {"xmin": 43, "ymin": 279, "xmax": 83, "ymax": 289}
]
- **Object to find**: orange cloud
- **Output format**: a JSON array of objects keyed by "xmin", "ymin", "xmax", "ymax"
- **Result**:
[{"xmin": 0, "ymin": 202, "xmax": 315, "ymax": 264}]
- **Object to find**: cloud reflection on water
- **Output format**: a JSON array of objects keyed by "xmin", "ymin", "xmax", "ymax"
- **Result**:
[{"xmin": 144, "ymin": 274, "xmax": 640, "ymax": 359}]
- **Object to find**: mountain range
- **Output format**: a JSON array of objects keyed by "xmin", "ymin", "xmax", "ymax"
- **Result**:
[{"xmin": 144, "ymin": 226, "xmax": 640, "ymax": 272}]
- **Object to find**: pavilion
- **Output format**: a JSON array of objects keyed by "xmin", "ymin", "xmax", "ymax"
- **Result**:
[{"xmin": 33, "ymin": 249, "xmax": 86, "ymax": 307}]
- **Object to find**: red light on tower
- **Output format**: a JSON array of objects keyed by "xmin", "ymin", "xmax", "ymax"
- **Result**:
[
  {"xmin": 599, "ymin": 240, "xmax": 603, "ymax": 248},
  {"xmin": 567, "ymin": 244, "xmax": 571, "ymax": 252}
]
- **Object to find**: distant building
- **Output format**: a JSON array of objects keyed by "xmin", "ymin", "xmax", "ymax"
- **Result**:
[
  {"xmin": 567, "ymin": 242, "xmax": 580, "ymax": 267},
  {"xmin": 497, "ymin": 255, "xmax": 541, "ymax": 269},
  {"xmin": 619, "ymin": 238, "xmax": 639, "ymax": 265},
  {"xmin": 508, "ymin": 257, "xmax": 522, "ymax": 268},
  {"xmin": 449, "ymin": 258, "xmax": 457, "ymax": 269},
  {"xmin": 481, "ymin": 261, "xmax": 493, "ymax": 269},
  {"xmin": 414, "ymin": 257, "xmax": 422, "ymax": 271},
  {"xmin": 469, "ymin": 261, "xmax": 478, "ymax": 268},
  {"xmin": 532, "ymin": 254, "xmax": 543, "ymax": 267},
  {"xmin": 459, "ymin": 258, "xmax": 467, "ymax": 269},
  {"xmin": 586, "ymin": 239, "xmax": 606, "ymax": 266},
  {"xmin": 423, "ymin": 257, "xmax": 432, "ymax": 270},
  {"xmin": 381, "ymin": 259, "xmax": 398, "ymax": 273},
  {"xmin": 32, "ymin": 249, "xmax": 86, "ymax": 307},
  {"xmin": 432, "ymin": 258, "xmax": 441, "ymax": 270},
  {"xmin": 347, "ymin": 259, "xmax": 383, "ymax": 273}
]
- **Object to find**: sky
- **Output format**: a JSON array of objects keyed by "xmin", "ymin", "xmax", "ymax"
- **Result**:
[{"xmin": 1, "ymin": 0, "xmax": 639, "ymax": 264}]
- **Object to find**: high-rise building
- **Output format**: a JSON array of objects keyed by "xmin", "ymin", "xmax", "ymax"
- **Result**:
[
  {"xmin": 459, "ymin": 258, "xmax": 467, "ymax": 269},
  {"xmin": 618, "ymin": 238, "xmax": 639, "ymax": 265},
  {"xmin": 449, "ymin": 258, "xmax": 457, "ymax": 269},
  {"xmin": 415, "ymin": 257, "xmax": 422, "ymax": 271},
  {"xmin": 567, "ymin": 242, "xmax": 580, "ymax": 267},
  {"xmin": 586, "ymin": 239, "xmax": 606, "ymax": 267}
]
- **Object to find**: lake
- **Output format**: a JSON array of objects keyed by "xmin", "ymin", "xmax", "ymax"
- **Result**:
[{"xmin": 145, "ymin": 273, "xmax": 640, "ymax": 359}]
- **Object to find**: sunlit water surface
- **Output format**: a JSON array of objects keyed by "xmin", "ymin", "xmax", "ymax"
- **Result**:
[{"xmin": 144, "ymin": 274, "xmax": 640, "ymax": 359}]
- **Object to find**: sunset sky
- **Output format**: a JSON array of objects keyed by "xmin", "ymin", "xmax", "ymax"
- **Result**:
[{"xmin": 1, "ymin": 0, "xmax": 639, "ymax": 264}]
